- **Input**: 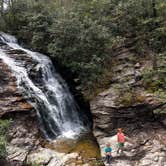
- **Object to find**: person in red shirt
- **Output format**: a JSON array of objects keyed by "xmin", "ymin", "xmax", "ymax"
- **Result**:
[{"xmin": 117, "ymin": 128, "xmax": 125, "ymax": 154}]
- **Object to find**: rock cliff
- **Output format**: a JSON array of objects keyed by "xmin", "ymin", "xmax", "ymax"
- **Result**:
[{"xmin": 90, "ymin": 47, "xmax": 166, "ymax": 165}]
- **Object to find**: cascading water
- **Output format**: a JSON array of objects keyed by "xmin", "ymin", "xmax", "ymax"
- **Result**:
[{"xmin": 0, "ymin": 32, "xmax": 88, "ymax": 140}]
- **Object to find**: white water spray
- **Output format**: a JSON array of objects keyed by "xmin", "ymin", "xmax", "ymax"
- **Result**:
[{"xmin": 0, "ymin": 32, "xmax": 87, "ymax": 140}]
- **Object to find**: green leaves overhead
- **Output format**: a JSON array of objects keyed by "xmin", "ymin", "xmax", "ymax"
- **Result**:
[{"xmin": 0, "ymin": 0, "xmax": 165, "ymax": 98}]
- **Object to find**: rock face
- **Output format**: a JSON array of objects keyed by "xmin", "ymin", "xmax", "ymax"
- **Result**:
[
  {"xmin": 90, "ymin": 47, "xmax": 166, "ymax": 165},
  {"xmin": 6, "ymin": 113, "xmax": 39, "ymax": 165},
  {"xmin": 0, "ymin": 43, "xmax": 41, "ymax": 165},
  {"xmin": 0, "ymin": 57, "xmax": 33, "ymax": 117}
]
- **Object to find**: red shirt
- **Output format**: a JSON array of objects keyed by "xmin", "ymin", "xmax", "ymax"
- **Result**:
[{"xmin": 117, "ymin": 133, "xmax": 125, "ymax": 143}]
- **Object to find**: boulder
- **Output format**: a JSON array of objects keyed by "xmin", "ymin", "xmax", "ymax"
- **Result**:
[{"xmin": 26, "ymin": 147, "xmax": 63, "ymax": 166}]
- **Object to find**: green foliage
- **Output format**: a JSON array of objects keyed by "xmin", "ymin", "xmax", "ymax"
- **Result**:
[
  {"xmin": 0, "ymin": 0, "xmax": 165, "ymax": 98},
  {"xmin": 142, "ymin": 52, "xmax": 166, "ymax": 104},
  {"xmin": 119, "ymin": 91, "xmax": 133, "ymax": 106},
  {"xmin": 0, "ymin": 119, "xmax": 10, "ymax": 158},
  {"xmin": 0, "ymin": 17, "xmax": 6, "ymax": 31},
  {"xmin": 27, "ymin": 12, "xmax": 53, "ymax": 52},
  {"xmin": 143, "ymin": 52, "xmax": 166, "ymax": 90},
  {"xmin": 0, "ymin": 120, "xmax": 10, "ymax": 135},
  {"xmin": 109, "ymin": 84, "xmax": 133, "ymax": 106},
  {"xmin": 153, "ymin": 108, "xmax": 166, "ymax": 114},
  {"xmin": 30, "ymin": 162, "xmax": 41, "ymax": 166},
  {"xmin": 143, "ymin": 68, "xmax": 166, "ymax": 91},
  {"xmin": 0, "ymin": 136, "xmax": 6, "ymax": 158},
  {"xmin": 48, "ymin": 14, "xmax": 111, "ymax": 92}
]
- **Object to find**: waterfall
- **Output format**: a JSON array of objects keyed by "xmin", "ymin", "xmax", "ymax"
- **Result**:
[{"xmin": 0, "ymin": 32, "xmax": 87, "ymax": 140}]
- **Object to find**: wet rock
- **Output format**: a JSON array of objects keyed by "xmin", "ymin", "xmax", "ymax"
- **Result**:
[
  {"xmin": 26, "ymin": 147, "xmax": 84, "ymax": 166},
  {"xmin": 7, "ymin": 145, "xmax": 28, "ymax": 163},
  {"xmin": 48, "ymin": 158, "xmax": 62, "ymax": 166},
  {"xmin": 26, "ymin": 147, "xmax": 62, "ymax": 166},
  {"xmin": 0, "ymin": 59, "xmax": 33, "ymax": 117},
  {"xmin": 6, "ymin": 113, "xmax": 39, "ymax": 164}
]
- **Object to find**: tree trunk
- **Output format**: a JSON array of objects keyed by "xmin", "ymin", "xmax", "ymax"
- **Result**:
[
  {"xmin": 152, "ymin": 0, "xmax": 157, "ymax": 18},
  {"xmin": 0, "ymin": 0, "xmax": 4, "ymax": 15},
  {"xmin": 151, "ymin": 0, "xmax": 158, "ymax": 69}
]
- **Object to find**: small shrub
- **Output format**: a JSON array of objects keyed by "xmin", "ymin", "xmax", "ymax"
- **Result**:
[
  {"xmin": 0, "ymin": 119, "xmax": 11, "ymax": 158},
  {"xmin": 0, "ymin": 136, "xmax": 7, "ymax": 157},
  {"xmin": 120, "ymin": 92, "xmax": 133, "ymax": 106},
  {"xmin": 31, "ymin": 162, "xmax": 40, "ymax": 166},
  {"xmin": 142, "ymin": 52, "xmax": 166, "ymax": 103},
  {"xmin": 0, "ymin": 120, "xmax": 10, "ymax": 136},
  {"xmin": 153, "ymin": 108, "xmax": 166, "ymax": 114},
  {"xmin": 135, "ymin": 94, "xmax": 146, "ymax": 103}
]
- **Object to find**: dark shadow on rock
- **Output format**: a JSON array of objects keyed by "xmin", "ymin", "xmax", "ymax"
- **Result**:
[
  {"xmin": 51, "ymin": 57, "xmax": 93, "ymax": 130},
  {"xmin": 0, "ymin": 158, "xmax": 22, "ymax": 166}
]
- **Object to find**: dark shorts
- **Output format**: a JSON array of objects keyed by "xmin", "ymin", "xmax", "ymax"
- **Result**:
[{"xmin": 118, "ymin": 142, "xmax": 124, "ymax": 147}]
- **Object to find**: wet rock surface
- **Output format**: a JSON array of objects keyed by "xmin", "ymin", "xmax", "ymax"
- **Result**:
[
  {"xmin": 0, "ymin": 58, "xmax": 33, "ymax": 117},
  {"xmin": 6, "ymin": 113, "xmax": 39, "ymax": 165}
]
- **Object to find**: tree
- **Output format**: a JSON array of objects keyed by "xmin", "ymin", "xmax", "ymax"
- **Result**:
[
  {"xmin": 0, "ymin": 120, "xmax": 10, "ymax": 158},
  {"xmin": 0, "ymin": 0, "xmax": 4, "ymax": 15},
  {"xmin": 0, "ymin": 0, "xmax": 165, "ymax": 98},
  {"xmin": 152, "ymin": 0, "xmax": 157, "ymax": 18}
]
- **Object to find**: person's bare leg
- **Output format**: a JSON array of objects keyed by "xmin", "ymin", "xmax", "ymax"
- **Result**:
[
  {"xmin": 121, "ymin": 146, "xmax": 125, "ymax": 154},
  {"xmin": 117, "ymin": 147, "xmax": 121, "ymax": 154}
]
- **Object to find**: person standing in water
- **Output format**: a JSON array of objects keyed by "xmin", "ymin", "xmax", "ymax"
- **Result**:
[
  {"xmin": 117, "ymin": 128, "xmax": 125, "ymax": 154},
  {"xmin": 104, "ymin": 143, "xmax": 112, "ymax": 165}
]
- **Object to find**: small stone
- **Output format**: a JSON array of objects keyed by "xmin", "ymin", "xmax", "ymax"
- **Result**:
[
  {"xmin": 140, "ymin": 159, "xmax": 152, "ymax": 166},
  {"xmin": 131, "ymin": 149, "xmax": 136, "ymax": 153},
  {"xmin": 47, "ymin": 158, "xmax": 62, "ymax": 166},
  {"xmin": 135, "ymin": 62, "xmax": 141, "ymax": 68},
  {"xmin": 83, "ymin": 164, "xmax": 89, "ymax": 166},
  {"xmin": 161, "ymin": 119, "xmax": 166, "ymax": 126},
  {"xmin": 26, "ymin": 148, "xmax": 58, "ymax": 165},
  {"xmin": 153, "ymin": 156, "xmax": 159, "ymax": 162},
  {"xmin": 78, "ymin": 156, "xmax": 82, "ymax": 160},
  {"xmin": 76, "ymin": 160, "xmax": 83, "ymax": 164}
]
